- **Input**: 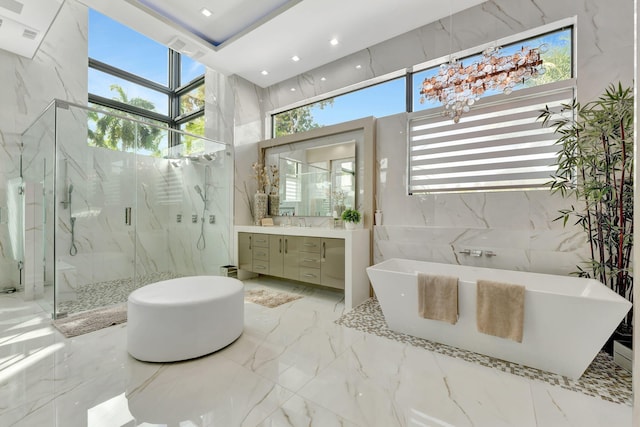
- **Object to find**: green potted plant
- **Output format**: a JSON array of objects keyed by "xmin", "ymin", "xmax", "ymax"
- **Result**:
[
  {"xmin": 341, "ymin": 208, "xmax": 361, "ymax": 230},
  {"xmin": 539, "ymin": 83, "xmax": 633, "ymax": 353}
]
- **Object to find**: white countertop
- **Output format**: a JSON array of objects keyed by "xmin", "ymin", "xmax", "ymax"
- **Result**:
[{"xmin": 235, "ymin": 225, "xmax": 368, "ymax": 238}]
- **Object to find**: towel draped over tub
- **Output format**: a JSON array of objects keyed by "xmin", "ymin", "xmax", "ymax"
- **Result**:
[
  {"xmin": 417, "ymin": 273, "xmax": 459, "ymax": 324},
  {"xmin": 476, "ymin": 280, "xmax": 525, "ymax": 342}
]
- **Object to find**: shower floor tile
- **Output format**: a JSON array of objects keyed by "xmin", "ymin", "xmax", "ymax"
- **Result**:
[{"xmin": 55, "ymin": 271, "xmax": 182, "ymax": 315}]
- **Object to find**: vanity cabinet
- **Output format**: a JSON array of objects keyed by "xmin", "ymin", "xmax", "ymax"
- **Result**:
[
  {"xmin": 241, "ymin": 234, "xmax": 334, "ymax": 287},
  {"xmin": 268, "ymin": 235, "xmax": 284, "ymax": 276},
  {"xmin": 298, "ymin": 237, "xmax": 321, "ymax": 284},
  {"xmin": 283, "ymin": 236, "xmax": 300, "ymax": 280},
  {"xmin": 321, "ymin": 238, "xmax": 345, "ymax": 289},
  {"xmin": 235, "ymin": 226, "xmax": 369, "ymax": 310},
  {"xmin": 238, "ymin": 232, "xmax": 253, "ymax": 272}
]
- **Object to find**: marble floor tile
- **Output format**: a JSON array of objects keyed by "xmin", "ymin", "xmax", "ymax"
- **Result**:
[{"xmin": 0, "ymin": 277, "xmax": 633, "ymax": 427}]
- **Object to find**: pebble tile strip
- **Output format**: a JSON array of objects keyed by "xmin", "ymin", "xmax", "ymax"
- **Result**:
[
  {"xmin": 335, "ymin": 298, "xmax": 632, "ymax": 406},
  {"xmin": 56, "ymin": 272, "xmax": 181, "ymax": 315}
]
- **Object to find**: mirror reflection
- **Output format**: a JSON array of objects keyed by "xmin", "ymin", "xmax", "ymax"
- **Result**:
[{"xmin": 265, "ymin": 141, "xmax": 356, "ymax": 217}]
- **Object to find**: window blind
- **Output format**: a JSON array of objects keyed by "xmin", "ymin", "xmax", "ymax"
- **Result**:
[{"xmin": 408, "ymin": 83, "xmax": 574, "ymax": 194}]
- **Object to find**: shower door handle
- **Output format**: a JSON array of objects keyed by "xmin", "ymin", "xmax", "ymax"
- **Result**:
[{"xmin": 125, "ymin": 207, "xmax": 132, "ymax": 226}]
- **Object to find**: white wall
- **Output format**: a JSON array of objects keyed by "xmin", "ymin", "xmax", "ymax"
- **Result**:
[{"xmin": 232, "ymin": 0, "xmax": 634, "ymax": 277}]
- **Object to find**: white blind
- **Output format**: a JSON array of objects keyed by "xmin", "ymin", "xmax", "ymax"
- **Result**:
[{"xmin": 408, "ymin": 82, "xmax": 574, "ymax": 194}]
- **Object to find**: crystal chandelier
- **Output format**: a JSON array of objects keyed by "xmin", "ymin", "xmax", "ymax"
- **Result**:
[{"xmin": 419, "ymin": 44, "xmax": 548, "ymax": 123}]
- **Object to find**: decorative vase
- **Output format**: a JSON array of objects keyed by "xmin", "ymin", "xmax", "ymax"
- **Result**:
[
  {"xmin": 334, "ymin": 204, "xmax": 346, "ymax": 218},
  {"xmin": 254, "ymin": 192, "xmax": 268, "ymax": 224},
  {"xmin": 268, "ymin": 194, "xmax": 280, "ymax": 216},
  {"xmin": 344, "ymin": 221, "xmax": 356, "ymax": 230}
]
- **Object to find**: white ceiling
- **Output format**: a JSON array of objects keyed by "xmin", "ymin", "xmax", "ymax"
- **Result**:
[
  {"xmin": 3, "ymin": 0, "xmax": 487, "ymax": 88},
  {"xmin": 0, "ymin": 0, "xmax": 64, "ymax": 58}
]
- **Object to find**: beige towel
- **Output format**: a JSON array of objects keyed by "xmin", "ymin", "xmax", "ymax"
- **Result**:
[
  {"xmin": 477, "ymin": 280, "xmax": 525, "ymax": 343},
  {"xmin": 417, "ymin": 273, "xmax": 458, "ymax": 324}
]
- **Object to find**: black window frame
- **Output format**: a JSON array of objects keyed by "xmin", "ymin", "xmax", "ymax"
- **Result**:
[{"xmin": 88, "ymin": 40, "xmax": 205, "ymax": 150}]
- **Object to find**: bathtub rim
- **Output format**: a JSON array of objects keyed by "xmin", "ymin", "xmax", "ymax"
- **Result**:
[{"xmin": 366, "ymin": 258, "xmax": 631, "ymax": 305}]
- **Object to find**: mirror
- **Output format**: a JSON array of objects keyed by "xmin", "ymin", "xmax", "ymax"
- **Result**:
[
  {"xmin": 259, "ymin": 117, "xmax": 375, "ymax": 228},
  {"xmin": 265, "ymin": 141, "xmax": 356, "ymax": 217}
]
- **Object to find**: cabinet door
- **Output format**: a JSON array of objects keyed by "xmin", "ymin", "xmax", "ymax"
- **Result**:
[
  {"xmin": 269, "ymin": 234, "xmax": 284, "ymax": 277},
  {"xmin": 321, "ymin": 238, "xmax": 345, "ymax": 289},
  {"xmin": 238, "ymin": 232, "xmax": 252, "ymax": 272},
  {"xmin": 283, "ymin": 235, "xmax": 300, "ymax": 280}
]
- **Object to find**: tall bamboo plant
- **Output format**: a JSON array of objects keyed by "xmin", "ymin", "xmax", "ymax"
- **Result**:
[{"xmin": 539, "ymin": 83, "xmax": 634, "ymax": 327}]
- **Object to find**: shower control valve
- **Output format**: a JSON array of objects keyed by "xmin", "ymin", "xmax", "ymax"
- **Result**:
[
  {"xmin": 176, "ymin": 214, "xmax": 182, "ymax": 223},
  {"xmin": 192, "ymin": 214, "xmax": 198, "ymax": 223},
  {"xmin": 209, "ymin": 215, "xmax": 215, "ymax": 224}
]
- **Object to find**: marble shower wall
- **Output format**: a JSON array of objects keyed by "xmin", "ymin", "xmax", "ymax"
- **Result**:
[
  {"xmin": 53, "ymin": 102, "xmax": 233, "ymax": 287},
  {"xmin": 0, "ymin": 0, "xmax": 87, "ymax": 288},
  {"xmin": 232, "ymin": 0, "xmax": 633, "ymax": 276}
]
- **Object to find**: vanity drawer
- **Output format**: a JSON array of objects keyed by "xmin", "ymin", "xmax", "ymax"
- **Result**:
[
  {"xmin": 252, "ymin": 260, "xmax": 269, "ymax": 273},
  {"xmin": 299, "ymin": 253, "xmax": 321, "ymax": 268},
  {"xmin": 300, "ymin": 237, "xmax": 321, "ymax": 253},
  {"xmin": 252, "ymin": 235, "xmax": 269, "ymax": 248},
  {"xmin": 299, "ymin": 267, "xmax": 321, "ymax": 285},
  {"xmin": 253, "ymin": 247, "xmax": 269, "ymax": 261}
]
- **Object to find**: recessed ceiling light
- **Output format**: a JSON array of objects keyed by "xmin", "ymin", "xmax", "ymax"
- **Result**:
[
  {"xmin": 320, "ymin": 77, "xmax": 327, "ymax": 81},
  {"xmin": 261, "ymin": 70, "xmax": 269, "ymax": 76},
  {"xmin": 290, "ymin": 88, "xmax": 296, "ymax": 92},
  {"xmin": 200, "ymin": 8, "xmax": 212, "ymax": 17},
  {"xmin": 355, "ymin": 65, "xmax": 362, "ymax": 69},
  {"xmin": 291, "ymin": 55, "xmax": 300, "ymax": 62},
  {"xmin": 330, "ymin": 38, "xmax": 339, "ymax": 46}
]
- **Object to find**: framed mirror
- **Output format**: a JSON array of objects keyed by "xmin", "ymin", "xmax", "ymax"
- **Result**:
[
  {"xmin": 264, "ymin": 141, "xmax": 356, "ymax": 217},
  {"xmin": 259, "ymin": 117, "xmax": 375, "ymax": 228}
]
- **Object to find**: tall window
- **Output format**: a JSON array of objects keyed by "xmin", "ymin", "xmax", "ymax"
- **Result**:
[{"xmin": 88, "ymin": 9, "xmax": 205, "ymax": 157}]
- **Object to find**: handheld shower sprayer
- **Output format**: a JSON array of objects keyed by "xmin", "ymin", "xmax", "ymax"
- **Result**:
[
  {"xmin": 194, "ymin": 185, "xmax": 205, "ymax": 202},
  {"xmin": 61, "ymin": 183, "xmax": 73, "ymax": 209}
]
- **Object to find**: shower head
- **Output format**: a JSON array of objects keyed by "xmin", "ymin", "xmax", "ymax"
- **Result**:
[
  {"xmin": 203, "ymin": 153, "xmax": 213, "ymax": 161},
  {"xmin": 68, "ymin": 184, "xmax": 73, "ymax": 194}
]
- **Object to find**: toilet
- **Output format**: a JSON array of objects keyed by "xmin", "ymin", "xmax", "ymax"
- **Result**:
[{"xmin": 127, "ymin": 276, "xmax": 244, "ymax": 362}]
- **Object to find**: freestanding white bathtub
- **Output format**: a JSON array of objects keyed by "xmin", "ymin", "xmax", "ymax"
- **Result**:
[{"xmin": 366, "ymin": 258, "xmax": 632, "ymax": 379}]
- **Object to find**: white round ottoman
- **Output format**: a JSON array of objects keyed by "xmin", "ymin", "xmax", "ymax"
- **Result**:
[{"xmin": 127, "ymin": 276, "xmax": 244, "ymax": 362}]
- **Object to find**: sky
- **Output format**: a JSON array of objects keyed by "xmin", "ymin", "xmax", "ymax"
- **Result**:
[{"xmin": 88, "ymin": 9, "xmax": 204, "ymax": 115}]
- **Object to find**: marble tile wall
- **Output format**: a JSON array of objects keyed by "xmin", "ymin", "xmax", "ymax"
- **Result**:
[
  {"xmin": 53, "ymin": 106, "xmax": 233, "ymax": 287},
  {"xmin": 0, "ymin": 1, "xmax": 87, "ymax": 289},
  {"xmin": 374, "ymin": 113, "xmax": 589, "ymax": 274},
  {"xmin": 232, "ymin": 0, "xmax": 634, "ymax": 276}
]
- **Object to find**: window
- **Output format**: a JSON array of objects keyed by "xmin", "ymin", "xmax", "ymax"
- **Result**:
[
  {"xmin": 283, "ymin": 159, "xmax": 301, "ymax": 202},
  {"xmin": 408, "ymin": 83, "xmax": 574, "ymax": 193},
  {"xmin": 273, "ymin": 77, "xmax": 405, "ymax": 137},
  {"xmin": 89, "ymin": 10, "xmax": 168, "ymax": 85},
  {"xmin": 408, "ymin": 26, "xmax": 574, "ymax": 194},
  {"xmin": 412, "ymin": 28, "xmax": 572, "ymax": 113},
  {"xmin": 88, "ymin": 9, "xmax": 205, "ymax": 157}
]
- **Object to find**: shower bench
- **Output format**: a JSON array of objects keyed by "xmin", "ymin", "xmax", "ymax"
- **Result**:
[{"xmin": 127, "ymin": 276, "xmax": 244, "ymax": 362}]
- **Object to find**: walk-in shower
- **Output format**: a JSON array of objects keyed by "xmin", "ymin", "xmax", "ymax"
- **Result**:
[{"xmin": 18, "ymin": 99, "xmax": 233, "ymax": 318}]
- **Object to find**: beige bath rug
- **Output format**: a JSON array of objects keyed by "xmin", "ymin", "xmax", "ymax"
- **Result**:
[
  {"xmin": 53, "ymin": 303, "xmax": 127, "ymax": 338},
  {"xmin": 245, "ymin": 288, "xmax": 302, "ymax": 308}
]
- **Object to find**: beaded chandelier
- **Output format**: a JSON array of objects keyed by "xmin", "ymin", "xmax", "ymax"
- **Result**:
[{"xmin": 419, "ymin": 44, "xmax": 547, "ymax": 122}]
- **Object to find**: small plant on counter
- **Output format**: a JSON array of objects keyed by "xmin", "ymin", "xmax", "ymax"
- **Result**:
[{"xmin": 341, "ymin": 208, "xmax": 361, "ymax": 224}]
